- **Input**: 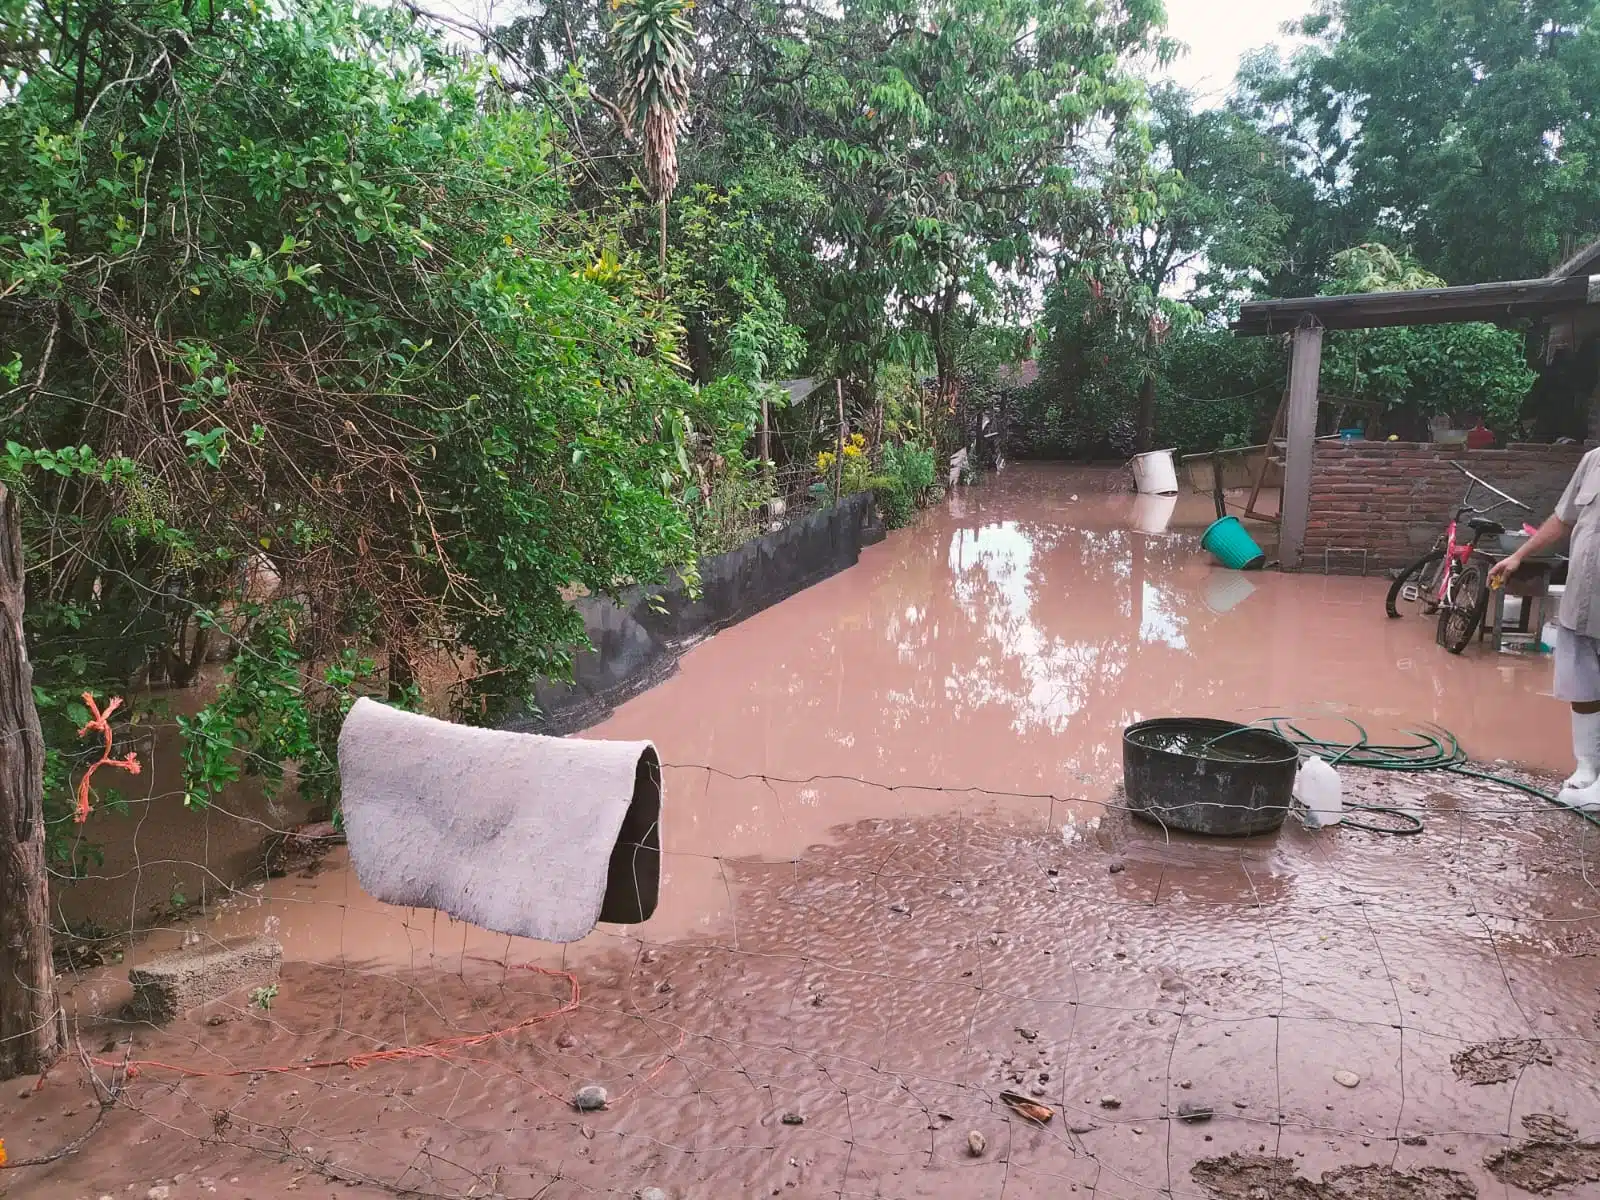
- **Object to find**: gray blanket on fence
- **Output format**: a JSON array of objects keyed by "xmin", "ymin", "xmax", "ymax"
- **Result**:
[{"xmin": 337, "ymin": 698, "xmax": 661, "ymax": 942}]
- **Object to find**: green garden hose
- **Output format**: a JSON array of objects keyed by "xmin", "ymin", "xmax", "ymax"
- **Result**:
[{"xmin": 1254, "ymin": 715, "xmax": 1600, "ymax": 831}]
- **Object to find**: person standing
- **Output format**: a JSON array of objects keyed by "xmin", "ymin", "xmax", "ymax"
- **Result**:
[{"xmin": 1491, "ymin": 447, "xmax": 1600, "ymax": 809}]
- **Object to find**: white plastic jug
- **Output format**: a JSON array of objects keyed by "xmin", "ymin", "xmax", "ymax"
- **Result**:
[{"xmin": 1294, "ymin": 756, "xmax": 1343, "ymax": 828}]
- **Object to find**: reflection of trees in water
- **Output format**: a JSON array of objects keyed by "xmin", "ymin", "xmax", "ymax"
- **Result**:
[
  {"xmin": 935, "ymin": 521, "xmax": 1202, "ymax": 736},
  {"xmin": 759, "ymin": 509, "xmax": 1221, "ymax": 785}
]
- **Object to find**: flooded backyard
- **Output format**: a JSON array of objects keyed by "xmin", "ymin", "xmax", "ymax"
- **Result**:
[{"xmin": 7, "ymin": 463, "xmax": 1600, "ymax": 1200}]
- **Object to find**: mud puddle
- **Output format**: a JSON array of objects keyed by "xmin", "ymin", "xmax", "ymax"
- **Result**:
[
  {"xmin": 19, "ymin": 463, "xmax": 1599, "ymax": 1198},
  {"xmin": 1450, "ymin": 1037, "xmax": 1555, "ymax": 1085},
  {"xmin": 1193, "ymin": 1154, "xmax": 1476, "ymax": 1199},
  {"xmin": 14, "ymin": 772, "xmax": 1600, "ymax": 1198},
  {"xmin": 55, "ymin": 464, "xmax": 1574, "ymax": 975},
  {"xmin": 1483, "ymin": 1114, "xmax": 1600, "ymax": 1194}
]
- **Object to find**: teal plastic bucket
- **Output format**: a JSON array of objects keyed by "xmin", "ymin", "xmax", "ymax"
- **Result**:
[{"xmin": 1201, "ymin": 516, "xmax": 1266, "ymax": 571}]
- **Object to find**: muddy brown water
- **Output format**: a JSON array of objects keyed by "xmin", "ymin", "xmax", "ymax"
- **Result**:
[{"xmin": 8, "ymin": 464, "xmax": 1600, "ymax": 1199}]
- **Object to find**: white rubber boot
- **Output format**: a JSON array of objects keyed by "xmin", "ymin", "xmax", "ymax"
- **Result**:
[
  {"xmin": 1562, "ymin": 776, "xmax": 1600, "ymax": 812},
  {"xmin": 1562, "ymin": 710, "xmax": 1600, "ymax": 794}
]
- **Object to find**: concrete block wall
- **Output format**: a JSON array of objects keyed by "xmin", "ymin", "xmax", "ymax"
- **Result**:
[{"xmin": 1303, "ymin": 442, "xmax": 1589, "ymax": 573}]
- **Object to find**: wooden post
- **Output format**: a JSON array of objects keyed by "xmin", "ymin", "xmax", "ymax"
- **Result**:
[
  {"xmin": 833, "ymin": 378, "xmax": 845, "ymax": 503},
  {"xmin": 1210, "ymin": 450, "xmax": 1227, "ymax": 521},
  {"xmin": 1279, "ymin": 324, "xmax": 1323, "ymax": 571},
  {"xmin": 0, "ymin": 483, "xmax": 60, "ymax": 1079},
  {"xmin": 759, "ymin": 389, "xmax": 771, "ymax": 469}
]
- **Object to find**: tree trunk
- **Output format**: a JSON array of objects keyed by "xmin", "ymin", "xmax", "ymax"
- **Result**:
[
  {"xmin": 1135, "ymin": 370, "xmax": 1157, "ymax": 454},
  {"xmin": 0, "ymin": 484, "xmax": 60, "ymax": 1080},
  {"xmin": 658, "ymin": 198, "xmax": 668, "ymax": 277}
]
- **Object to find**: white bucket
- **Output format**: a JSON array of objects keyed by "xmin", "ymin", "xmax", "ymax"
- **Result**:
[{"xmin": 1130, "ymin": 448, "xmax": 1179, "ymax": 495}]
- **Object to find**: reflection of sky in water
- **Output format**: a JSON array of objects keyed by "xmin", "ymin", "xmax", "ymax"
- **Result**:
[
  {"xmin": 940, "ymin": 521, "xmax": 1191, "ymax": 735},
  {"xmin": 1140, "ymin": 580, "xmax": 1187, "ymax": 649},
  {"xmin": 944, "ymin": 522, "xmax": 1115, "ymax": 734}
]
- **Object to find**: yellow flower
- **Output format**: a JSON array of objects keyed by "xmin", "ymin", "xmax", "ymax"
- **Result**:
[
  {"xmin": 849, "ymin": 432, "xmax": 867, "ymax": 448},
  {"xmin": 816, "ymin": 451, "xmax": 836, "ymax": 472},
  {"xmin": 1, "ymin": 1137, "xmax": 8, "ymax": 1167},
  {"xmin": 842, "ymin": 443, "xmax": 862, "ymax": 458}
]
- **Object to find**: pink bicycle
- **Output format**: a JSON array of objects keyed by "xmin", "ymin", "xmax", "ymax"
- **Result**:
[{"xmin": 1384, "ymin": 461, "xmax": 1534, "ymax": 653}]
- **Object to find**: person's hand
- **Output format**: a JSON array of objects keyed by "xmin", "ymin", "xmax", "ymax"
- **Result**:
[{"xmin": 1488, "ymin": 552, "xmax": 1522, "ymax": 587}]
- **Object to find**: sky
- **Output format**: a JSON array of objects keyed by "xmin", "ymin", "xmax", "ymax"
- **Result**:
[{"xmin": 1157, "ymin": 0, "xmax": 1314, "ymax": 102}]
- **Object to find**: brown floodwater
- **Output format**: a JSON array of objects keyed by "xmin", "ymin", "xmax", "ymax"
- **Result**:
[{"xmin": 11, "ymin": 463, "xmax": 1600, "ymax": 1200}]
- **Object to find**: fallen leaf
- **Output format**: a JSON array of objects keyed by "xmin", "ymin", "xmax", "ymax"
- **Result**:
[{"xmin": 1000, "ymin": 1090, "xmax": 1054, "ymax": 1124}]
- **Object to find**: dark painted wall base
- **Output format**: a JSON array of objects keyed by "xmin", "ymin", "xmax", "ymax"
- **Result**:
[{"xmin": 509, "ymin": 492, "xmax": 883, "ymax": 736}]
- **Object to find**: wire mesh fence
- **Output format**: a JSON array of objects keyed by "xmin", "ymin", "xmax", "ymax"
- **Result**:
[{"xmin": 6, "ymin": 747, "xmax": 1600, "ymax": 1199}]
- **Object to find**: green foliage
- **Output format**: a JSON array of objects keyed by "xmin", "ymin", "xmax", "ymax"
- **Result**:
[
  {"xmin": 1318, "ymin": 246, "xmax": 1538, "ymax": 432},
  {"xmin": 1152, "ymin": 322, "xmax": 1286, "ymax": 453},
  {"xmin": 1234, "ymin": 0, "xmax": 1600, "ymax": 285},
  {"xmin": 1, "ymin": 0, "xmax": 720, "ymax": 841},
  {"xmin": 1122, "ymin": 85, "xmax": 1296, "ymax": 307},
  {"xmin": 873, "ymin": 442, "xmax": 938, "ymax": 529},
  {"xmin": 1024, "ymin": 283, "xmax": 1286, "ymax": 458},
  {"xmin": 691, "ymin": 452, "xmax": 776, "ymax": 557}
]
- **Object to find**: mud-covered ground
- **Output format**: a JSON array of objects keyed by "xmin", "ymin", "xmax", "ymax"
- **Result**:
[
  {"xmin": 7, "ymin": 766, "xmax": 1600, "ymax": 1199},
  {"xmin": 6, "ymin": 466, "xmax": 1597, "ymax": 1198}
]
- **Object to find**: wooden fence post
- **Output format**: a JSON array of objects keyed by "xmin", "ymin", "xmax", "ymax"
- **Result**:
[
  {"xmin": 833, "ymin": 378, "xmax": 845, "ymax": 503},
  {"xmin": 0, "ymin": 482, "xmax": 60, "ymax": 1079}
]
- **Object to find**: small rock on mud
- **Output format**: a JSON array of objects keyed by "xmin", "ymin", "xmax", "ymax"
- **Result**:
[
  {"xmin": 555, "ymin": 1031, "xmax": 577, "ymax": 1049},
  {"xmin": 1333, "ymin": 1070, "xmax": 1361, "ymax": 1088},
  {"xmin": 573, "ymin": 1085, "xmax": 608, "ymax": 1111},
  {"xmin": 1450, "ymin": 1037, "xmax": 1552, "ymax": 1085},
  {"xmin": 781, "ymin": 1112, "xmax": 804, "ymax": 1126},
  {"xmin": 1177, "ymin": 1102, "xmax": 1213, "ymax": 1123},
  {"xmin": 967, "ymin": 1130, "xmax": 986, "ymax": 1157},
  {"xmin": 637, "ymin": 1190, "xmax": 668, "ymax": 1200},
  {"xmin": 1099, "ymin": 1094, "xmax": 1121, "ymax": 1109}
]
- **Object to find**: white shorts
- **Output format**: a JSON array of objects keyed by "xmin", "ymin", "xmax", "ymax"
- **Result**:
[{"xmin": 1554, "ymin": 627, "xmax": 1600, "ymax": 703}]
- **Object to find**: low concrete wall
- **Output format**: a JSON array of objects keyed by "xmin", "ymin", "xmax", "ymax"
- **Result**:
[
  {"xmin": 512, "ymin": 491, "xmax": 884, "ymax": 735},
  {"xmin": 1304, "ymin": 442, "xmax": 1587, "ymax": 572}
]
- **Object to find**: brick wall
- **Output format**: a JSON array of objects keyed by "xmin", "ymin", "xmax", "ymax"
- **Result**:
[{"xmin": 1303, "ymin": 442, "xmax": 1589, "ymax": 573}]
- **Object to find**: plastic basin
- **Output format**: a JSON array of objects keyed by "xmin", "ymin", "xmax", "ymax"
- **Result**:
[{"xmin": 1122, "ymin": 718, "xmax": 1298, "ymax": 837}]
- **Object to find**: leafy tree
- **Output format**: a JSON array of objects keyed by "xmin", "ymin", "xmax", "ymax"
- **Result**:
[
  {"xmin": 1318, "ymin": 246, "xmax": 1538, "ymax": 434},
  {"xmin": 1124, "ymin": 85, "xmax": 1294, "ymax": 306},
  {"xmin": 1234, "ymin": 0, "xmax": 1600, "ymax": 285},
  {"xmin": 795, "ymin": 0, "xmax": 1171, "ymax": 397},
  {"xmin": 611, "ymin": 0, "xmax": 695, "ymax": 268},
  {"xmin": 0, "ymin": 0, "xmax": 733, "ymax": 836}
]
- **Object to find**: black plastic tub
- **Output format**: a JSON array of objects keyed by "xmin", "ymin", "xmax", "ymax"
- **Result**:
[{"xmin": 1122, "ymin": 718, "xmax": 1299, "ymax": 836}]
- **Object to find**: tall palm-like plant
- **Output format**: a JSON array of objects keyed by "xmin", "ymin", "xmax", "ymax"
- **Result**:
[{"xmin": 611, "ymin": 0, "xmax": 694, "ymax": 271}]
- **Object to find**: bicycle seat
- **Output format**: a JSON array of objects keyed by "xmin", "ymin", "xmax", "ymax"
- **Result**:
[{"xmin": 1467, "ymin": 517, "xmax": 1504, "ymax": 538}]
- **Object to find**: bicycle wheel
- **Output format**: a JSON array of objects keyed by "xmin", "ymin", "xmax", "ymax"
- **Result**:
[
  {"xmin": 1437, "ymin": 556, "xmax": 1491, "ymax": 654},
  {"xmin": 1385, "ymin": 549, "xmax": 1445, "ymax": 619}
]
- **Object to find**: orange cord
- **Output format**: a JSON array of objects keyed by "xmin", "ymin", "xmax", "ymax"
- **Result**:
[
  {"xmin": 89, "ymin": 965, "xmax": 684, "ymax": 1108},
  {"xmin": 75, "ymin": 692, "xmax": 141, "ymax": 823}
]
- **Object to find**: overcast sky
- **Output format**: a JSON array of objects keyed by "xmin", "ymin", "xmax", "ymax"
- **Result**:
[{"xmin": 1157, "ymin": 0, "xmax": 1313, "ymax": 102}]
